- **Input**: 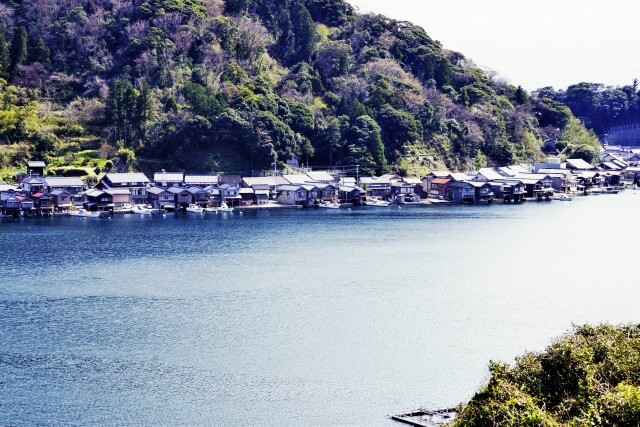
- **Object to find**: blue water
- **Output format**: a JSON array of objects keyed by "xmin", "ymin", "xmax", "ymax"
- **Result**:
[{"xmin": 2, "ymin": 193, "xmax": 640, "ymax": 425}]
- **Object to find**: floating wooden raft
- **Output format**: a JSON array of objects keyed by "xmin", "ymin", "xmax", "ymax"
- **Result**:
[{"xmin": 389, "ymin": 407, "xmax": 457, "ymax": 427}]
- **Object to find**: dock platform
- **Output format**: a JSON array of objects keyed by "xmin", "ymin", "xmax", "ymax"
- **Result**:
[{"xmin": 389, "ymin": 407, "xmax": 457, "ymax": 427}]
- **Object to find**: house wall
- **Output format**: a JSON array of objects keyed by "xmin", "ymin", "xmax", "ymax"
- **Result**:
[{"xmin": 450, "ymin": 186, "xmax": 475, "ymax": 203}]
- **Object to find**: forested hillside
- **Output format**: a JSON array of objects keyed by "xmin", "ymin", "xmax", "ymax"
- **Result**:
[
  {"xmin": 0, "ymin": 0, "xmax": 613, "ymax": 180},
  {"xmin": 537, "ymin": 82, "xmax": 640, "ymax": 138}
]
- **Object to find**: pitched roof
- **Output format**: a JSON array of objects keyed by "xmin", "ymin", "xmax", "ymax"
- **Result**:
[
  {"xmin": 278, "ymin": 185, "xmax": 302, "ymax": 191},
  {"xmin": 391, "ymin": 181, "xmax": 414, "ymax": 187},
  {"xmin": 45, "ymin": 176, "xmax": 84, "ymax": 187},
  {"xmin": 537, "ymin": 168, "xmax": 572, "ymax": 177},
  {"xmin": 602, "ymin": 161, "xmax": 622, "ymax": 170},
  {"xmin": 27, "ymin": 161, "xmax": 46, "ymax": 167},
  {"xmin": 431, "ymin": 177, "xmax": 451, "ymax": 184},
  {"xmin": 340, "ymin": 177, "xmax": 357, "ymax": 185},
  {"xmin": 185, "ymin": 174, "xmax": 218, "ymax": 185},
  {"xmin": 450, "ymin": 172, "xmax": 472, "ymax": 181},
  {"xmin": 498, "ymin": 167, "xmax": 518, "ymax": 177},
  {"xmin": 219, "ymin": 175, "xmax": 241, "ymax": 184},
  {"xmin": 105, "ymin": 173, "xmax": 150, "ymax": 184},
  {"xmin": 0, "ymin": 184, "xmax": 19, "ymax": 192},
  {"xmin": 147, "ymin": 186, "xmax": 172, "ymax": 195},
  {"xmin": 359, "ymin": 176, "xmax": 391, "ymax": 185},
  {"xmin": 379, "ymin": 173, "xmax": 403, "ymax": 181},
  {"xmin": 510, "ymin": 164, "xmax": 530, "ymax": 173},
  {"xmin": 186, "ymin": 186, "xmax": 207, "ymax": 194},
  {"xmin": 566, "ymin": 158, "xmax": 594, "ymax": 170},
  {"xmin": 476, "ymin": 168, "xmax": 503, "ymax": 181},
  {"xmin": 283, "ymin": 174, "xmax": 311, "ymax": 184},
  {"xmin": 403, "ymin": 177, "xmax": 422, "ymax": 184},
  {"xmin": 242, "ymin": 176, "xmax": 288, "ymax": 186},
  {"xmin": 305, "ymin": 171, "xmax": 335, "ymax": 182},
  {"xmin": 84, "ymin": 188, "xmax": 105, "ymax": 197},
  {"xmin": 104, "ymin": 188, "xmax": 131, "ymax": 195},
  {"xmin": 167, "ymin": 187, "xmax": 190, "ymax": 194},
  {"xmin": 154, "ymin": 172, "xmax": 184, "ymax": 182},
  {"xmin": 22, "ymin": 175, "xmax": 48, "ymax": 184},
  {"xmin": 513, "ymin": 173, "xmax": 552, "ymax": 181}
]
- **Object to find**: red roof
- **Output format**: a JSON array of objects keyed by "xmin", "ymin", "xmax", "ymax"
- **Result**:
[{"xmin": 431, "ymin": 178, "xmax": 452, "ymax": 184}]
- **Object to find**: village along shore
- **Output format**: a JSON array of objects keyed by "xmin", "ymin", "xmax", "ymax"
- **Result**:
[{"xmin": 1, "ymin": 149, "xmax": 638, "ymax": 218}]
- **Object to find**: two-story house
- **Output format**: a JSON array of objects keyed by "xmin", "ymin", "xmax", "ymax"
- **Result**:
[{"xmin": 98, "ymin": 173, "xmax": 150, "ymax": 205}]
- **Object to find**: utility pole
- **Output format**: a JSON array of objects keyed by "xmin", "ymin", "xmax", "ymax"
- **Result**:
[
  {"xmin": 272, "ymin": 161, "xmax": 278, "ymax": 202},
  {"xmin": 356, "ymin": 164, "xmax": 359, "ymax": 185}
]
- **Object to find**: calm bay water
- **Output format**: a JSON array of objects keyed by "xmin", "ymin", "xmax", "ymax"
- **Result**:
[{"xmin": 2, "ymin": 192, "xmax": 640, "ymax": 426}]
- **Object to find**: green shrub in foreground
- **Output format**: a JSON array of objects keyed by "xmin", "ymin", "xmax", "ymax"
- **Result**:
[{"xmin": 455, "ymin": 324, "xmax": 640, "ymax": 426}]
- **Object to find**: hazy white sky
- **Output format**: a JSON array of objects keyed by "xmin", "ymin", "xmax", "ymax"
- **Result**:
[{"xmin": 347, "ymin": 0, "xmax": 640, "ymax": 91}]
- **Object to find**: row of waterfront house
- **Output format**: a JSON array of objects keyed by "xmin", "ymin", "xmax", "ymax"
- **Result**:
[{"xmin": 1, "ymin": 151, "xmax": 639, "ymax": 217}]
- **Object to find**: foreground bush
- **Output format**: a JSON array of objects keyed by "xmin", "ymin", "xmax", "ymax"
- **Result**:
[{"xmin": 455, "ymin": 324, "xmax": 640, "ymax": 426}]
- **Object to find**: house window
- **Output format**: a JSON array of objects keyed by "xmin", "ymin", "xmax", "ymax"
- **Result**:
[{"xmin": 296, "ymin": 191, "xmax": 304, "ymax": 198}]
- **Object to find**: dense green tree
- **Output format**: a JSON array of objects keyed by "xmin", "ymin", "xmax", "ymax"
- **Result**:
[
  {"xmin": 376, "ymin": 105, "xmax": 423, "ymax": 158},
  {"xmin": 0, "ymin": 35, "xmax": 9, "ymax": 80},
  {"xmin": 9, "ymin": 26, "xmax": 28, "ymax": 77},
  {"xmin": 514, "ymin": 85, "xmax": 529, "ymax": 105},
  {"xmin": 182, "ymin": 82, "xmax": 227, "ymax": 118},
  {"xmin": 351, "ymin": 115, "xmax": 386, "ymax": 170},
  {"xmin": 164, "ymin": 96, "xmax": 178, "ymax": 113},
  {"xmin": 558, "ymin": 117, "xmax": 600, "ymax": 163},
  {"xmin": 290, "ymin": 2, "xmax": 316, "ymax": 63},
  {"xmin": 107, "ymin": 80, "xmax": 150, "ymax": 147},
  {"xmin": 29, "ymin": 36, "xmax": 51, "ymax": 69},
  {"xmin": 253, "ymin": 111, "xmax": 297, "ymax": 160},
  {"xmin": 225, "ymin": 0, "xmax": 250, "ymax": 15}
]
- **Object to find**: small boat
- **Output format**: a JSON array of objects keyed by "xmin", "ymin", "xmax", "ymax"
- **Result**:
[
  {"xmin": 186, "ymin": 204, "xmax": 205, "ymax": 214},
  {"xmin": 69, "ymin": 208, "xmax": 111, "ymax": 218},
  {"xmin": 603, "ymin": 186, "xmax": 619, "ymax": 194},
  {"xmin": 216, "ymin": 202, "xmax": 234, "ymax": 213},
  {"xmin": 555, "ymin": 194, "xmax": 573, "ymax": 201},
  {"xmin": 319, "ymin": 201, "xmax": 340, "ymax": 209},
  {"xmin": 113, "ymin": 203, "xmax": 134, "ymax": 214},
  {"xmin": 364, "ymin": 197, "xmax": 391, "ymax": 207},
  {"xmin": 132, "ymin": 204, "xmax": 153, "ymax": 214},
  {"xmin": 203, "ymin": 206, "xmax": 217, "ymax": 213}
]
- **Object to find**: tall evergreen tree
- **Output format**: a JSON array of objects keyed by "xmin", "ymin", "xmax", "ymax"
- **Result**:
[
  {"xmin": 291, "ymin": 2, "xmax": 315, "ymax": 63},
  {"xmin": 135, "ymin": 83, "xmax": 153, "ymax": 141},
  {"xmin": 0, "ymin": 35, "xmax": 9, "ymax": 80},
  {"xmin": 29, "ymin": 36, "xmax": 51, "ymax": 69},
  {"xmin": 9, "ymin": 26, "xmax": 28, "ymax": 77}
]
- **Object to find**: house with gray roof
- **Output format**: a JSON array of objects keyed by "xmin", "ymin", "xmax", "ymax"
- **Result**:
[
  {"xmin": 50, "ymin": 190, "xmax": 72, "ymax": 211},
  {"xmin": 20, "ymin": 174, "xmax": 48, "ymax": 195},
  {"xmin": 186, "ymin": 186, "xmax": 210, "ymax": 205},
  {"xmin": 154, "ymin": 171, "xmax": 184, "ymax": 187},
  {"xmin": 98, "ymin": 172, "xmax": 150, "ymax": 204},
  {"xmin": 185, "ymin": 174, "xmax": 219, "ymax": 187},
  {"xmin": 147, "ymin": 186, "xmax": 174, "ymax": 210},
  {"xmin": 83, "ymin": 188, "xmax": 113, "ymax": 211},
  {"xmin": 277, "ymin": 184, "xmax": 310, "ymax": 206},
  {"xmin": 474, "ymin": 168, "xmax": 503, "ymax": 182},
  {"xmin": 167, "ymin": 187, "xmax": 192, "ymax": 208},
  {"xmin": 565, "ymin": 158, "xmax": 594, "ymax": 171},
  {"xmin": 27, "ymin": 160, "xmax": 46, "ymax": 176},
  {"xmin": 45, "ymin": 176, "xmax": 85, "ymax": 194}
]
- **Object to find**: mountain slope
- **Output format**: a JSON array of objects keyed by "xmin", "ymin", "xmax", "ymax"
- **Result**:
[{"xmin": 0, "ymin": 0, "xmax": 605, "ymax": 178}]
